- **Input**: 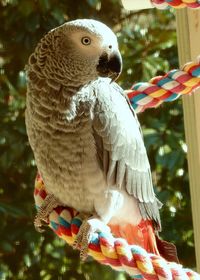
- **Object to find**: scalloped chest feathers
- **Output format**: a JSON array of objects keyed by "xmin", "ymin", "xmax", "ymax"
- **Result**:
[{"xmin": 25, "ymin": 82, "xmax": 106, "ymax": 212}]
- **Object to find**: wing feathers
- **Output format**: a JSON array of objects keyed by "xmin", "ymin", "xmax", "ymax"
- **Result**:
[
  {"xmin": 116, "ymin": 160, "xmax": 126, "ymax": 188},
  {"xmin": 92, "ymin": 78, "xmax": 161, "ymax": 228},
  {"xmin": 139, "ymin": 199, "xmax": 162, "ymax": 230}
]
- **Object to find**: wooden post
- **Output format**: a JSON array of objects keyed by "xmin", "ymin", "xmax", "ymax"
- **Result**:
[
  {"xmin": 176, "ymin": 9, "xmax": 200, "ymax": 272},
  {"xmin": 121, "ymin": 0, "xmax": 153, "ymax": 10}
]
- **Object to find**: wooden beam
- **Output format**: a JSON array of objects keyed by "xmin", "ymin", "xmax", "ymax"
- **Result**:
[
  {"xmin": 176, "ymin": 9, "xmax": 200, "ymax": 272},
  {"xmin": 121, "ymin": 0, "xmax": 153, "ymax": 10}
]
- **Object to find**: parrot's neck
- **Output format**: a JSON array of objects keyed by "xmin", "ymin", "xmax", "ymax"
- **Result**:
[
  {"xmin": 28, "ymin": 66, "xmax": 93, "ymax": 97},
  {"xmin": 27, "ymin": 68, "xmax": 96, "ymax": 124},
  {"xmin": 28, "ymin": 67, "xmax": 85, "ymax": 96}
]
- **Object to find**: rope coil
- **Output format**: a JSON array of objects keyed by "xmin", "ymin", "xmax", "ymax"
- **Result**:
[
  {"xmin": 151, "ymin": 0, "xmax": 200, "ymax": 9},
  {"xmin": 34, "ymin": 56, "xmax": 200, "ymax": 279},
  {"xmin": 126, "ymin": 57, "xmax": 200, "ymax": 113},
  {"xmin": 34, "ymin": 177, "xmax": 200, "ymax": 279}
]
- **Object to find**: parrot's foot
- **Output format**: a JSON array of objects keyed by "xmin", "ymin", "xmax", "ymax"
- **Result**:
[
  {"xmin": 73, "ymin": 216, "xmax": 110, "ymax": 261},
  {"xmin": 34, "ymin": 194, "xmax": 62, "ymax": 233}
]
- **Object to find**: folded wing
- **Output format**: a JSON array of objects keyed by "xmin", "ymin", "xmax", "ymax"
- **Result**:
[{"xmin": 92, "ymin": 78, "xmax": 161, "ymax": 229}]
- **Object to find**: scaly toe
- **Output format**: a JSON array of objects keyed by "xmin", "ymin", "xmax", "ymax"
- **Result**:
[
  {"xmin": 73, "ymin": 216, "xmax": 110, "ymax": 261},
  {"xmin": 34, "ymin": 215, "xmax": 46, "ymax": 233},
  {"xmin": 73, "ymin": 219, "xmax": 92, "ymax": 260},
  {"xmin": 73, "ymin": 220, "xmax": 89, "ymax": 247},
  {"xmin": 34, "ymin": 193, "xmax": 62, "ymax": 232}
]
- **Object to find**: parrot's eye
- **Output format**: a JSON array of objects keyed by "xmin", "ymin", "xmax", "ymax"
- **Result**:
[{"xmin": 81, "ymin": 37, "xmax": 91, "ymax": 45}]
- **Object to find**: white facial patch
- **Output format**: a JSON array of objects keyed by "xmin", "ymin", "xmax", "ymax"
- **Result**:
[{"xmin": 65, "ymin": 19, "xmax": 119, "ymax": 57}]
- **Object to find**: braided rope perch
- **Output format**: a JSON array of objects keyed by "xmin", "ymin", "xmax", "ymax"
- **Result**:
[
  {"xmin": 34, "ymin": 56, "xmax": 200, "ymax": 279},
  {"xmin": 127, "ymin": 56, "xmax": 200, "ymax": 113},
  {"xmin": 151, "ymin": 0, "xmax": 200, "ymax": 9},
  {"xmin": 34, "ymin": 177, "xmax": 200, "ymax": 280}
]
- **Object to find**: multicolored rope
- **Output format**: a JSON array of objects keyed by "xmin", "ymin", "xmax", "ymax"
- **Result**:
[
  {"xmin": 34, "ymin": 175, "xmax": 200, "ymax": 279},
  {"xmin": 151, "ymin": 0, "xmax": 200, "ymax": 9},
  {"xmin": 126, "ymin": 56, "xmax": 200, "ymax": 113}
]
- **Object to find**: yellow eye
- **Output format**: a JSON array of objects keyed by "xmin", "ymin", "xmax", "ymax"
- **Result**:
[{"xmin": 81, "ymin": 37, "xmax": 91, "ymax": 45}]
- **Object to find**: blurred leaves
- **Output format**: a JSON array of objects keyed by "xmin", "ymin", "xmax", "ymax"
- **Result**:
[{"xmin": 0, "ymin": 0, "xmax": 195, "ymax": 279}]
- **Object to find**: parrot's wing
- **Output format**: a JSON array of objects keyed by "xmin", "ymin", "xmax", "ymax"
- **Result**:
[{"xmin": 92, "ymin": 78, "xmax": 161, "ymax": 229}]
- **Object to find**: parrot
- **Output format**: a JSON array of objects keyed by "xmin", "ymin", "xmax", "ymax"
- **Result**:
[{"xmin": 25, "ymin": 19, "xmax": 178, "ymax": 262}]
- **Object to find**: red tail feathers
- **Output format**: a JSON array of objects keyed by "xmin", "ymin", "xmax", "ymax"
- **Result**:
[
  {"xmin": 109, "ymin": 219, "xmax": 179, "ymax": 263},
  {"xmin": 109, "ymin": 219, "xmax": 160, "ymax": 255}
]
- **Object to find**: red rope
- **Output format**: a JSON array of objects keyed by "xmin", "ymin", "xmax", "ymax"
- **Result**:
[{"xmin": 152, "ymin": 0, "xmax": 200, "ymax": 9}]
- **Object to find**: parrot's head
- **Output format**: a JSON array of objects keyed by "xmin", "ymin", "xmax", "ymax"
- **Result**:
[{"xmin": 28, "ymin": 19, "xmax": 122, "ymax": 87}]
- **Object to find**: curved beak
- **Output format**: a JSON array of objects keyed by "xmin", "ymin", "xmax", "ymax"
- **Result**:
[{"xmin": 96, "ymin": 51, "xmax": 122, "ymax": 82}]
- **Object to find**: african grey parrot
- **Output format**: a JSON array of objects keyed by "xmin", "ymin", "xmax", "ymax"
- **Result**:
[{"xmin": 25, "ymin": 19, "xmax": 176, "ymax": 261}]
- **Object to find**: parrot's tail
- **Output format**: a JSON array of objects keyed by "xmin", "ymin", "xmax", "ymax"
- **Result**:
[
  {"xmin": 109, "ymin": 219, "xmax": 159, "ymax": 255},
  {"xmin": 109, "ymin": 220, "xmax": 179, "ymax": 263}
]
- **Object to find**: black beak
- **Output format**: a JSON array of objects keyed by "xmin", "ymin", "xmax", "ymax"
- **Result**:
[{"xmin": 96, "ymin": 51, "xmax": 122, "ymax": 82}]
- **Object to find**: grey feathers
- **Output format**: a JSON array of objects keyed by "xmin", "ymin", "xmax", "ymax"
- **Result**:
[
  {"xmin": 92, "ymin": 78, "xmax": 161, "ymax": 229},
  {"xmin": 26, "ymin": 19, "xmax": 161, "ymax": 230}
]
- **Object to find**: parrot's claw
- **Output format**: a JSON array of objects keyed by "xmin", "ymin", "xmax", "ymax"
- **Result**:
[
  {"xmin": 73, "ymin": 216, "xmax": 110, "ymax": 261},
  {"xmin": 73, "ymin": 219, "xmax": 92, "ymax": 261},
  {"xmin": 34, "ymin": 193, "xmax": 62, "ymax": 233}
]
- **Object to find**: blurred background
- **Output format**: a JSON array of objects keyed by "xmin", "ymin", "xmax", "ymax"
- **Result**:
[{"xmin": 0, "ymin": 0, "xmax": 195, "ymax": 279}]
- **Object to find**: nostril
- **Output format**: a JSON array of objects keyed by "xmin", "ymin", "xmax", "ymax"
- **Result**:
[{"xmin": 108, "ymin": 45, "xmax": 112, "ymax": 49}]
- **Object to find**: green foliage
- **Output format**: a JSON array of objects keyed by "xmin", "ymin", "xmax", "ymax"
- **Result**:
[{"xmin": 0, "ymin": 0, "xmax": 195, "ymax": 279}]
